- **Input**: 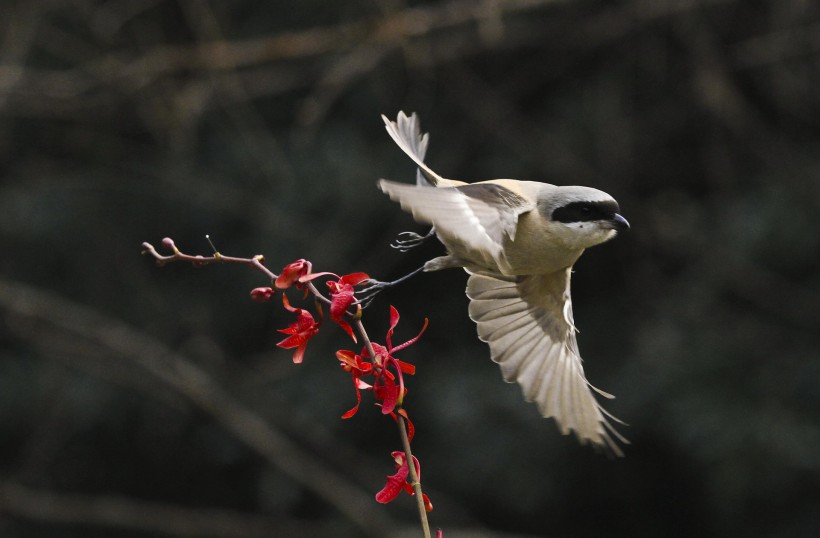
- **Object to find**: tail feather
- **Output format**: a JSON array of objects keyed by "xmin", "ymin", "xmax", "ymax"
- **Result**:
[{"xmin": 381, "ymin": 112, "xmax": 462, "ymax": 187}]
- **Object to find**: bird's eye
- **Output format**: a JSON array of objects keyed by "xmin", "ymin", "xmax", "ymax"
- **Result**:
[{"xmin": 579, "ymin": 205, "xmax": 592, "ymax": 216}]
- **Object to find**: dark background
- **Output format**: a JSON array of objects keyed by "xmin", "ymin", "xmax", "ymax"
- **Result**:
[{"xmin": 1, "ymin": 1, "xmax": 819, "ymax": 537}]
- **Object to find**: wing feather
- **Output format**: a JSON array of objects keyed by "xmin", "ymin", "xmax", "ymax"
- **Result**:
[
  {"xmin": 379, "ymin": 180, "xmax": 534, "ymax": 273},
  {"xmin": 466, "ymin": 270, "xmax": 626, "ymax": 455}
]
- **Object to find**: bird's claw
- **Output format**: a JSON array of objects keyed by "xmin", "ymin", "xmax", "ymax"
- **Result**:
[
  {"xmin": 390, "ymin": 228, "xmax": 435, "ymax": 252},
  {"xmin": 356, "ymin": 279, "xmax": 390, "ymax": 309}
]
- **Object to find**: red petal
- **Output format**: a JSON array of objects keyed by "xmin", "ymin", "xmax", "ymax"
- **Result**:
[
  {"xmin": 298, "ymin": 270, "xmax": 338, "ymax": 283},
  {"xmin": 375, "ymin": 458, "xmax": 410, "ymax": 504},
  {"xmin": 280, "ymin": 293, "xmax": 298, "ymax": 313},
  {"xmin": 376, "ymin": 377, "xmax": 399, "ymax": 415},
  {"xmin": 389, "ymin": 305, "xmax": 400, "ymax": 330},
  {"xmin": 385, "ymin": 305, "xmax": 400, "ymax": 349},
  {"xmin": 275, "ymin": 259, "xmax": 312, "ymax": 289},
  {"xmin": 391, "ymin": 317, "xmax": 429, "ymax": 353},
  {"xmin": 339, "ymin": 272, "xmax": 370, "ymax": 286},
  {"xmin": 341, "ymin": 379, "xmax": 362, "ymax": 419},
  {"xmin": 398, "ymin": 409, "xmax": 415, "ymax": 442},
  {"xmin": 330, "ymin": 287, "xmax": 355, "ymax": 315},
  {"xmin": 336, "ymin": 319, "xmax": 357, "ymax": 343},
  {"xmin": 411, "ymin": 455, "xmax": 421, "ymax": 479},
  {"xmin": 355, "ymin": 378, "xmax": 373, "ymax": 390},
  {"xmin": 396, "ymin": 360, "xmax": 416, "ymax": 375},
  {"xmin": 369, "ymin": 343, "xmax": 387, "ymax": 362},
  {"xmin": 422, "ymin": 493, "xmax": 433, "ymax": 512},
  {"xmin": 276, "ymin": 334, "xmax": 303, "ymax": 349},
  {"xmin": 330, "ymin": 288, "xmax": 357, "ymax": 342},
  {"xmin": 336, "ymin": 349, "xmax": 358, "ymax": 368},
  {"xmin": 291, "ymin": 344, "xmax": 306, "ymax": 364}
]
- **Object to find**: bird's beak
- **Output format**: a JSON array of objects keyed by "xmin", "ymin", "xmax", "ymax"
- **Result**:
[{"xmin": 609, "ymin": 213, "xmax": 630, "ymax": 231}]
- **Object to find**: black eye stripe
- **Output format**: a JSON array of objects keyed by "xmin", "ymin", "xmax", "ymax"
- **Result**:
[{"xmin": 551, "ymin": 200, "xmax": 619, "ymax": 223}]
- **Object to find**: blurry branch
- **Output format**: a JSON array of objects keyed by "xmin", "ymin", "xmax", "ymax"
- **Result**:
[
  {"xmin": 0, "ymin": 0, "xmax": 778, "ymax": 124},
  {"xmin": 0, "ymin": 480, "xmax": 314, "ymax": 538},
  {"xmin": 733, "ymin": 21, "xmax": 820, "ymax": 69},
  {"xmin": 176, "ymin": 0, "xmax": 298, "ymax": 185},
  {"xmin": 677, "ymin": 10, "xmax": 753, "ymax": 136},
  {"xmin": 2, "ymin": 0, "xmax": 564, "ymax": 98},
  {"xmin": 0, "ymin": 278, "xmax": 394, "ymax": 536},
  {"xmin": 1, "ymin": 0, "xmax": 759, "ymax": 141},
  {"xmin": 677, "ymin": 8, "xmax": 820, "ymax": 180},
  {"xmin": 91, "ymin": 0, "xmax": 166, "ymax": 38},
  {"xmin": 296, "ymin": 44, "xmax": 392, "ymax": 126},
  {"xmin": 0, "ymin": 3, "xmax": 40, "ymax": 111},
  {"xmin": 4, "ymin": 0, "xmax": 747, "ymax": 108},
  {"xmin": 0, "ymin": 477, "xmax": 546, "ymax": 538}
]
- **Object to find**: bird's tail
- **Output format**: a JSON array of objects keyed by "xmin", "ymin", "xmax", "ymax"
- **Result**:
[{"xmin": 381, "ymin": 112, "xmax": 461, "ymax": 187}]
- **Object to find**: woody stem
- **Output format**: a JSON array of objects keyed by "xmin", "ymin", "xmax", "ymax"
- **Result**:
[
  {"xmin": 397, "ymin": 409, "xmax": 430, "ymax": 538},
  {"xmin": 353, "ymin": 319, "xmax": 431, "ymax": 538}
]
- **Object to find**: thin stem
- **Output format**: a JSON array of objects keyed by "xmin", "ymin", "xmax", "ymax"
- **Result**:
[
  {"xmin": 304, "ymin": 281, "xmax": 332, "ymax": 307},
  {"xmin": 141, "ymin": 240, "xmax": 278, "ymax": 281},
  {"xmin": 143, "ymin": 239, "xmax": 339, "ymax": 308},
  {"xmin": 397, "ymin": 411, "xmax": 431, "ymax": 538},
  {"xmin": 354, "ymin": 319, "xmax": 431, "ymax": 538}
]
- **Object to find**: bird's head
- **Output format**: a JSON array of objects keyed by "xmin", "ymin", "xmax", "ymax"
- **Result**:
[{"xmin": 541, "ymin": 186, "xmax": 630, "ymax": 250}]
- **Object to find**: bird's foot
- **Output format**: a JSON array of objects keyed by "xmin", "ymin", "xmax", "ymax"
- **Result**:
[
  {"xmin": 356, "ymin": 266, "xmax": 426, "ymax": 308},
  {"xmin": 390, "ymin": 228, "xmax": 435, "ymax": 252}
]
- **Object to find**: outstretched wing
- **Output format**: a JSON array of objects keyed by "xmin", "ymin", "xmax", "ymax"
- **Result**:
[
  {"xmin": 466, "ymin": 269, "xmax": 626, "ymax": 455},
  {"xmin": 382, "ymin": 111, "xmax": 463, "ymax": 188},
  {"xmin": 379, "ymin": 180, "xmax": 534, "ymax": 273}
]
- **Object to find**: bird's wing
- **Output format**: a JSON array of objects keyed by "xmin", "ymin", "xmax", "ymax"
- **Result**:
[
  {"xmin": 466, "ymin": 269, "xmax": 626, "ymax": 455},
  {"xmin": 382, "ymin": 112, "xmax": 464, "ymax": 188},
  {"xmin": 379, "ymin": 180, "xmax": 535, "ymax": 271}
]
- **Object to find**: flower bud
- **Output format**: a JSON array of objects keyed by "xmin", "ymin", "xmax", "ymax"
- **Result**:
[
  {"xmin": 275, "ymin": 259, "xmax": 312, "ymax": 289},
  {"xmin": 250, "ymin": 287, "xmax": 274, "ymax": 302}
]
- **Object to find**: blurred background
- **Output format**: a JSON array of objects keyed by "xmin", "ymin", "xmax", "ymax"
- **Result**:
[{"xmin": 1, "ymin": 0, "xmax": 819, "ymax": 536}]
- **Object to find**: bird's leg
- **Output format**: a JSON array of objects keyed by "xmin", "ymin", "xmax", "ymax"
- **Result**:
[
  {"xmin": 390, "ymin": 226, "xmax": 436, "ymax": 252},
  {"xmin": 356, "ymin": 265, "xmax": 426, "ymax": 308}
]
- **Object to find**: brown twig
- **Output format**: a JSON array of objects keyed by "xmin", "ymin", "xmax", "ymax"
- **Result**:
[{"xmin": 141, "ymin": 238, "xmax": 278, "ymax": 280}]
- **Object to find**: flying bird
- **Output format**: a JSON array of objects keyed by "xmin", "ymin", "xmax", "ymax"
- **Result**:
[{"xmin": 378, "ymin": 111, "xmax": 630, "ymax": 455}]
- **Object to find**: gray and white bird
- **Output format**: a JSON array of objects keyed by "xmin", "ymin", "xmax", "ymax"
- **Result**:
[{"xmin": 378, "ymin": 111, "xmax": 630, "ymax": 455}]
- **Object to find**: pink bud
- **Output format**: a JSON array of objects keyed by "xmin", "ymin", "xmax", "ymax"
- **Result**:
[{"xmin": 250, "ymin": 287, "xmax": 274, "ymax": 302}]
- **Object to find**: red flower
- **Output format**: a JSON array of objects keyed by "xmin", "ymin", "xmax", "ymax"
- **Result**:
[
  {"xmin": 301, "ymin": 271, "xmax": 370, "ymax": 342},
  {"xmin": 336, "ymin": 306, "xmax": 427, "ymax": 417},
  {"xmin": 336, "ymin": 349, "xmax": 373, "ymax": 419},
  {"xmin": 370, "ymin": 306, "xmax": 427, "ymax": 413},
  {"xmin": 327, "ymin": 272, "xmax": 368, "ymax": 342},
  {"xmin": 275, "ymin": 259, "xmax": 312, "ymax": 290},
  {"xmin": 276, "ymin": 294, "xmax": 321, "ymax": 364},
  {"xmin": 375, "ymin": 451, "xmax": 433, "ymax": 512}
]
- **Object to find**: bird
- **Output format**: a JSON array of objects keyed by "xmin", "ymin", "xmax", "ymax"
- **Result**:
[{"xmin": 377, "ymin": 111, "xmax": 630, "ymax": 455}]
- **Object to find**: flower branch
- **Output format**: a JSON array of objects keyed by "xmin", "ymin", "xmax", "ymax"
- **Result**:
[
  {"xmin": 141, "ymin": 237, "xmax": 278, "ymax": 281},
  {"xmin": 142, "ymin": 237, "xmax": 436, "ymax": 538}
]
